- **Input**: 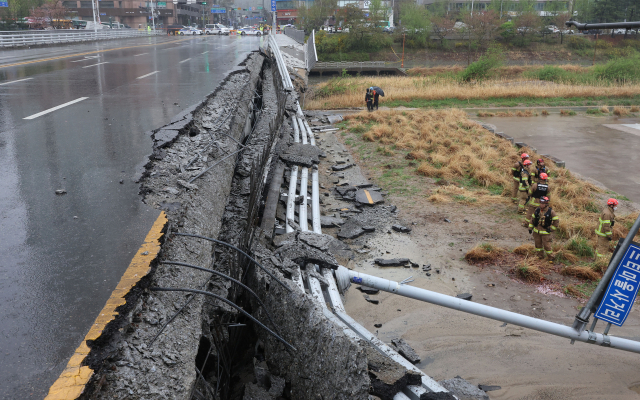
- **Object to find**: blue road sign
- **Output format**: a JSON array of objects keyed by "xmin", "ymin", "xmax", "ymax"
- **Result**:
[
  {"xmin": 595, "ymin": 242, "xmax": 640, "ymax": 326},
  {"xmin": 0, "ymin": 2, "xmax": 8, "ymax": 7},
  {"xmin": 270, "ymin": 0, "xmax": 276, "ymax": 12},
  {"xmin": 211, "ymin": 8, "xmax": 225, "ymax": 13}
]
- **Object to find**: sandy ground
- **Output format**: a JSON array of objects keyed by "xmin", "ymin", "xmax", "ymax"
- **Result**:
[{"xmin": 310, "ymin": 113, "xmax": 640, "ymax": 400}]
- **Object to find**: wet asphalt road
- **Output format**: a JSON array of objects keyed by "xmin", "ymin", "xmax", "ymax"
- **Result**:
[
  {"xmin": 477, "ymin": 113, "xmax": 640, "ymax": 203},
  {"xmin": 0, "ymin": 34, "xmax": 263, "ymax": 399}
]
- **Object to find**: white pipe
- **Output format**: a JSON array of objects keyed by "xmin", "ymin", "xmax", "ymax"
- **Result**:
[
  {"xmin": 335, "ymin": 267, "xmax": 640, "ymax": 355},
  {"xmin": 299, "ymin": 168, "xmax": 308, "ymax": 232}
]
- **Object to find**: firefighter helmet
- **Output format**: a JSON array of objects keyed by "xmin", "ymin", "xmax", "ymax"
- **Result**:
[
  {"xmin": 540, "ymin": 196, "xmax": 550, "ymax": 204},
  {"xmin": 523, "ymin": 160, "xmax": 532, "ymax": 166},
  {"xmin": 539, "ymin": 173, "xmax": 548, "ymax": 180},
  {"xmin": 521, "ymin": 153, "xmax": 530, "ymax": 159},
  {"xmin": 537, "ymin": 158, "xmax": 544, "ymax": 165},
  {"xmin": 607, "ymin": 198, "xmax": 619, "ymax": 207}
]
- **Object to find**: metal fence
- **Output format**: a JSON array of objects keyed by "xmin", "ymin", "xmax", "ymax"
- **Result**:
[
  {"xmin": 283, "ymin": 26, "xmax": 304, "ymax": 44},
  {"xmin": 305, "ymin": 29, "xmax": 317, "ymax": 71},
  {"xmin": 0, "ymin": 29, "xmax": 162, "ymax": 47},
  {"xmin": 314, "ymin": 61, "xmax": 385, "ymax": 68}
]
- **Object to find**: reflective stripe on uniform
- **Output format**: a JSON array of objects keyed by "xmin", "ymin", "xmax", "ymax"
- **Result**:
[
  {"xmin": 595, "ymin": 217, "xmax": 611, "ymax": 237},
  {"xmin": 533, "ymin": 228, "xmax": 550, "ymax": 234}
]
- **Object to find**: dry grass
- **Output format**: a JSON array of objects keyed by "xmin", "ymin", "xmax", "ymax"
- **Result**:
[
  {"xmin": 541, "ymin": 110, "xmax": 549, "ymax": 116},
  {"xmin": 631, "ymin": 106, "xmax": 640, "ymax": 112},
  {"xmin": 561, "ymin": 266, "xmax": 601, "ymax": 281},
  {"xmin": 564, "ymin": 285, "xmax": 584, "ymax": 298},
  {"xmin": 613, "ymin": 106, "xmax": 629, "ymax": 116},
  {"xmin": 407, "ymin": 64, "xmax": 590, "ymax": 78},
  {"xmin": 465, "ymin": 243, "xmax": 505, "ymax": 262},
  {"xmin": 514, "ymin": 260, "xmax": 544, "ymax": 283},
  {"xmin": 513, "ymin": 244, "xmax": 536, "ymax": 256},
  {"xmin": 307, "ymin": 75, "xmax": 640, "ymax": 109},
  {"xmin": 599, "ymin": 105, "xmax": 610, "ymax": 113}
]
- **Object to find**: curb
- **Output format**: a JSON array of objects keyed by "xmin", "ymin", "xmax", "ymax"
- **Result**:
[{"xmin": 44, "ymin": 212, "xmax": 167, "ymax": 400}]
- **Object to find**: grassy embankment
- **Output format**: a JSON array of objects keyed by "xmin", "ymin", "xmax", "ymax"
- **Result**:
[
  {"xmin": 307, "ymin": 59, "xmax": 640, "ymax": 110},
  {"xmin": 339, "ymin": 109, "xmax": 639, "ymax": 297}
]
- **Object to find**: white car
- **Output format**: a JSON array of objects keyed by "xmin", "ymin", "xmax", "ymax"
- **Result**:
[
  {"xmin": 239, "ymin": 26, "xmax": 262, "ymax": 36},
  {"xmin": 205, "ymin": 23, "xmax": 229, "ymax": 35},
  {"xmin": 178, "ymin": 27, "xmax": 203, "ymax": 35}
]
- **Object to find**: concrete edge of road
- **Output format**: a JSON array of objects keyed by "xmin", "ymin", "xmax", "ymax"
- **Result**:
[{"xmin": 43, "ymin": 212, "xmax": 168, "ymax": 400}]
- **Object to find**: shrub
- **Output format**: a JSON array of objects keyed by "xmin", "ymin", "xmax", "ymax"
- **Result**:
[
  {"xmin": 465, "ymin": 243, "xmax": 504, "ymax": 262},
  {"xmin": 561, "ymin": 266, "xmax": 601, "ymax": 281},
  {"xmin": 524, "ymin": 65, "xmax": 570, "ymax": 82},
  {"xmin": 460, "ymin": 45, "xmax": 503, "ymax": 82},
  {"xmin": 566, "ymin": 236, "xmax": 594, "ymax": 258},
  {"xmin": 567, "ymin": 35, "xmax": 591, "ymax": 50},
  {"xmin": 515, "ymin": 261, "xmax": 544, "ymax": 282},
  {"xmin": 593, "ymin": 56, "xmax": 640, "ymax": 83}
]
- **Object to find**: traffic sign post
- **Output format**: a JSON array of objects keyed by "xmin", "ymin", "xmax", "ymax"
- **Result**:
[
  {"xmin": 594, "ymin": 242, "xmax": 640, "ymax": 327},
  {"xmin": 271, "ymin": 0, "xmax": 276, "ymax": 34}
]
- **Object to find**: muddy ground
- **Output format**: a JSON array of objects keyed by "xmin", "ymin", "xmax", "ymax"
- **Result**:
[{"xmin": 306, "ymin": 111, "xmax": 640, "ymax": 400}]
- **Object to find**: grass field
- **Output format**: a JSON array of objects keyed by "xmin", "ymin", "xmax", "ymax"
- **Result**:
[
  {"xmin": 307, "ymin": 75, "xmax": 640, "ymax": 110},
  {"xmin": 340, "ymin": 109, "xmax": 639, "ymax": 288}
]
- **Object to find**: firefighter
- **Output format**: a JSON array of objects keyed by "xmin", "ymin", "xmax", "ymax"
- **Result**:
[
  {"xmin": 517, "ymin": 159, "xmax": 533, "ymax": 214},
  {"xmin": 523, "ymin": 172, "xmax": 549, "ymax": 227},
  {"xmin": 595, "ymin": 198, "xmax": 618, "ymax": 258},
  {"xmin": 533, "ymin": 158, "xmax": 550, "ymax": 183},
  {"xmin": 528, "ymin": 196, "xmax": 559, "ymax": 262},
  {"xmin": 511, "ymin": 153, "xmax": 530, "ymax": 203}
]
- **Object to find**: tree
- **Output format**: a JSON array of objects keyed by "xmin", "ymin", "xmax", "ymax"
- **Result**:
[
  {"xmin": 33, "ymin": 0, "xmax": 70, "ymax": 29},
  {"xmin": 297, "ymin": 0, "xmax": 337, "ymax": 33},
  {"xmin": 462, "ymin": 9, "xmax": 500, "ymax": 51},
  {"xmin": 427, "ymin": 0, "xmax": 452, "ymax": 17},
  {"xmin": 514, "ymin": 11, "xmax": 541, "ymax": 45},
  {"xmin": 431, "ymin": 13, "xmax": 455, "ymax": 47},
  {"xmin": 487, "ymin": 0, "xmax": 516, "ymax": 20},
  {"xmin": 368, "ymin": 0, "xmax": 389, "ymax": 30}
]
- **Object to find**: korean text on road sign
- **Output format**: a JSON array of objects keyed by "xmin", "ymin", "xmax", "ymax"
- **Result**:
[
  {"xmin": 595, "ymin": 243, "xmax": 640, "ymax": 327},
  {"xmin": 270, "ymin": 0, "xmax": 276, "ymax": 12}
]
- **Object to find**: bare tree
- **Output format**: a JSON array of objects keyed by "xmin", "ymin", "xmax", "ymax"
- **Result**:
[
  {"xmin": 431, "ymin": 14, "xmax": 455, "ymax": 47},
  {"xmin": 514, "ymin": 11, "xmax": 541, "ymax": 44},
  {"xmin": 462, "ymin": 10, "xmax": 500, "ymax": 52}
]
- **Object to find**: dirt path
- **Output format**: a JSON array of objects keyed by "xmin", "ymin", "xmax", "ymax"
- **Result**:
[{"xmin": 309, "ymin": 111, "xmax": 640, "ymax": 400}]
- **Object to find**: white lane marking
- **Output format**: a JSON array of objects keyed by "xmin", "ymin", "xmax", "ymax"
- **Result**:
[
  {"xmin": 0, "ymin": 77, "xmax": 33, "ymax": 86},
  {"xmin": 134, "ymin": 53, "xmax": 149, "ymax": 57},
  {"xmin": 23, "ymin": 97, "xmax": 89, "ymax": 120},
  {"xmin": 136, "ymin": 71, "xmax": 159, "ymax": 79},
  {"xmin": 179, "ymin": 58, "xmax": 191, "ymax": 64},
  {"xmin": 201, "ymin": 51, "xmax": 209, "ymax": 54},
  {"xmin": 71, "ymin": 55, "xmax": 100, "ymax": 62},
  {"xmin": 82, "ymin": 62, "xmax": 109, "ymax": 68}
]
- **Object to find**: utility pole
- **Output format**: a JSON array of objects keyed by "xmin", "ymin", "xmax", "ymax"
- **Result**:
[
  {"xmin": 150, "ymin": 0, "xmax": 155, "ymax": 30},
  {"xmin": 91, "ymin": 0, "xmax": 98, "ymax": 32}
]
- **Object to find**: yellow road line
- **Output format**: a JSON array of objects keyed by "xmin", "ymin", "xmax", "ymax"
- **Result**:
[
  {"xmin": 0, "ymin": 37, "xmax": 192, "ymax": 69},
  {"xmin": 364, "ymin": 190, "xmax": 374, "ymax": 204},
  {"xmin": 44, "ymin": 211, "xmax": 167, "ymax": 400}
]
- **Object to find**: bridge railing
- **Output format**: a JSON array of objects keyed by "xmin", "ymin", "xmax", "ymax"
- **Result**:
[
  {"xmin": 305, "ymin": 29, "xmax": 317, "ymax": 71},
  {"xmin": 283, "ymin": 26, "xmax": 305, "ymax": 44},
  {"xmin": 0, "ymin": 29, "xmax": 162, "ymax": 47}
]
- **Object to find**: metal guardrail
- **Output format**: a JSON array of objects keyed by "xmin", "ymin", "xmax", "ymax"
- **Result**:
[
  {"xmin": 313, "ymin": 61, "xmax": 385, "ymax": 69},
  {"xmin": 0, "ymin": 30, "xmax": 162, "ymax": 47},
  {"xmin": 283, "ymin": 26, "xmax": 305, "ymax": 44}
]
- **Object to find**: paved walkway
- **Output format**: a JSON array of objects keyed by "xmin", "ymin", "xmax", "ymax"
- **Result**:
[{"xmin": 274, "ymin": 33, "xmax": 305, "ymax": 70}]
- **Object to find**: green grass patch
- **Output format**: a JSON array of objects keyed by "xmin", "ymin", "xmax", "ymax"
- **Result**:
[
  {"xmin": 566, "ymin": 280, "xmax": 600, "ymax": 298},
  {"xmin": 566, "ymin": 237, "xmax": 595, "ymax": 258}
]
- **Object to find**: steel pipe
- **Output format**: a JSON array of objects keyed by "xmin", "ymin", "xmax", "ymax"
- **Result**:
[
  {"xmin": 566, "ymin": 21, "xmax": 640, "ymax": 30},
  {"xmin": 335, "ymin": 266, "xmax": 640, "ymax": 355}
]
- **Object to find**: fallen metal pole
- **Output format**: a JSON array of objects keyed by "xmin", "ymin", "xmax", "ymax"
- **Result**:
[
  {"xmin": 573, "ymin": 213, "xmax": 640, "ymax": 332},
  {"xmin": 334, "ymin": 266, "xmax": 640, "ymax": 355},
  {"xmin": 150, "ymin": 287, "xmax": 296, "ymax": 352}
]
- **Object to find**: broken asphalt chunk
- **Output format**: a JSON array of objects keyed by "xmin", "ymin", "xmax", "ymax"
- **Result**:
[
  {"xmin": 55, "ymin": 189, "xmax": 67, "ymax": 195},
  {"xmin": 478, "ymin": 385, "xmax": 501, "ymax": 392},
  {"xmin": 355, "ymin": 189, "xmax": 384, "ymax": 205},
  {"xmin": 320, "ymin": 215, "xmax": 345, "ymax": 227},
  {"xmin": 374, "ymin": 258, "xmax": 410, "ymax": 267},
  {"xmin": 439, "ymin": 377, "xmax": 489, "ymax": 400},
  {"xmin": 356, "ymin": 286, "xmax": 380, "ymax": 295},
  {"xmin": 390, "ymin": 338, "xmax": 421, "ymax": 364},
  {"xmin": 280, "ymin": 143, "xmax": 323, "ymax": 167},
  {"xmin": 391, "ymin": 224, "xmax": 412, "ymax": 233},
  {"xmin": 456, "ymin": 293, "xmax": 473, "ymax": 301},
  {"xmin": 364, "ymin": 295, "xmax": 379, "ymax": 305},
  {"xmin": 332, "ymin": 163, "xmax": 354, "ymax": 171}
]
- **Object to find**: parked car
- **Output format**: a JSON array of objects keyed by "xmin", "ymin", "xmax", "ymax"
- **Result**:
[
  {"xmin": 205, "ymin": 23, "xmax": 229, "ymax": 35},
  {"xmin": 238, "ymin": 26, "xmax": 262, "ymax": 36},
  {"xmin": 383, "ymin": 26, "xmax": 395, "ymax": 33},
  {"xmin": 179, "ymin": 27, "xmax": 203, "ymax": 35}
]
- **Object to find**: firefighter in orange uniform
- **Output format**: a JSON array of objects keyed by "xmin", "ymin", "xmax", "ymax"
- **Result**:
[
  {"xmin": 595, "ymin": 198, "xmax": 618, "ymax": 259},
  {"xmin": 511, "ymin": 153, "xmax": 530, "ymax": 203},
  {"xmin": 517, "ymin": 159, "xmax": 533, "ymax": 214},
  {"xmin": 523, "ymin": 172, "xmax": 549, "ymax": 227}
]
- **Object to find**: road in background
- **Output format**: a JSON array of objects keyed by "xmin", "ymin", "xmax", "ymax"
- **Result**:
[
  {"xmin": 477, "ymin": 113, "xmax": 640, "ymax": 203},
  {"xmin": 0, "ymin": 34, "xmax": 263, "ymax": 399}
]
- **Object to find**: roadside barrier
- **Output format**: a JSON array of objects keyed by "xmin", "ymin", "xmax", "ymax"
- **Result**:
[{"xmin": 0, "ymin": 29, "xmax": 162, "ymax": 48}]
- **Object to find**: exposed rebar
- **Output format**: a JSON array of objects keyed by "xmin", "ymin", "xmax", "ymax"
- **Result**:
[
  {"xmin": 161, "ymin": 260, "xmax": 281, "ymax": 335},
  {"xmin": 173, "ymin": 232, "xmax": 292, "ymax": 292},
  {"xmin": 150, "ymin": 287, "xmax": 296, "ymax": 352}
]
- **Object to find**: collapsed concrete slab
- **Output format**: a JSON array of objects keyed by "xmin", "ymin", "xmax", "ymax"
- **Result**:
[{"xmin": 279, "ymin": 143, "xmax": 323, "ymax": 167}]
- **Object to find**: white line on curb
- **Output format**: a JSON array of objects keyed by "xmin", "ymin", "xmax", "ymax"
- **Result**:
[
  {"xmin": 23, "ymin": 97, "xmax": 89, "ymax": 120},
  {"xmin": 134, "ymin": 53, "xmax": 149, "ymax": 56}
]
